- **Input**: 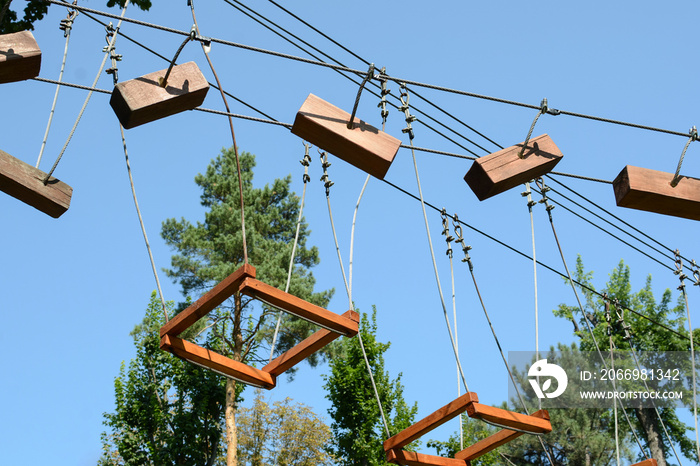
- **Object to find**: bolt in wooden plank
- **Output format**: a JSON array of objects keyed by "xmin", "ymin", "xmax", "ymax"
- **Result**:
[
  {"xmin": 240, "ymin": 277, "xmax": 359, "ymax": 336},
  {"xmin": 464, "ymin": 134, "xmax": 563, "ymax": 201},
  {"xmin": 466, "ymin": 403, "xmax": 552, "ymax": 434},
  {"xmin": 383, "ymin": 393, "xmax": 479, "ymax": 452},
  {"xmin": 613, "ymin": 165, "xmax": 700, "ymax": 221},
  {"xmin": 263, "ymin": 310, "xmax": 359, "ymax": 377},
  {"xmin": 160, "ymin": 264, "xmax": 256, "ymax": 337},
  {"xmin": 0, "ymin": 31, "xmax": 41, "ymax": 84},
  {"xmin": 110, "ymin": 61, "xmax": 209, "ymax": 129},
  {"xmin": 454, "ymin": 410, "xmax": 549, "ymax": 461},
  {"xmin": 291, "ymin": 93, "xmax": 401, "ymax": 179},
  {"xmin": 0, "ymin": 149, "xmax": 72, "ymax": 218},
  {"xmin": 160, "ymin": 334, "xmax": 275, "ymax": 389},
  {"xmin": 386, "ymin": 449, "xmax": 470, "ymax": 466}
]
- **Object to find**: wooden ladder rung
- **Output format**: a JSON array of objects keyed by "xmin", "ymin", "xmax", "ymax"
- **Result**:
[
  {"xmin": 455, "ymin": 410, "xmax": 549, "ymax": 461},
  {"xmin": 384, "ymin": 393, "xmax": 479, "ymax": 452},
  {"xmin": 466, "ymin": 403, "xmax": 552, "ymax": 434},
  {"xmin": 0, "ymin": 149, "xmax": 72, "ymax": 218},
  {"xmin": 613, "ymin": 165, "xmax": 700, "ymax": 220},
  {"xmin": 110, "ymin": 61, "xmax": 209, "ymax": 129},
  {"xmin": 290, "ymin": 93, "xmax": 401, "ymax": 180},
  {"xmin": 464, "ymin": 134, "xmax": 562, "ymax": 201},
  {"xmin": 631, "ymin": 460, "xmax": 657, "ymax": 466},
  {"xmin": 239, "ymin": 277, "xmax": 359, "ymax": 336},
  {"xmin": 161, "ymin": 334, "xmax": 275, "ymax": 389},
  {"xmin": 0, "ymin": 31, "xmax": 41, "ymax": 84},
  {"xmin": 263, "ymin": 310, "xmax": 359, "ymax": 377},
  {"xmin": 386, "ymin": 449, "xmax": 470, "ymax": 466}
]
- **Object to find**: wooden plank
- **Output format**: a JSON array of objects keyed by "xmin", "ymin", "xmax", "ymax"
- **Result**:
[
  {"xmin": 613, "ymin": 165, "xmax": 700, "ymax": 221},
  {"xmin": 239, "ymin": 277, "xmax": 359, "ymax": 336},
  {"xmin": 160, "ymin": 334, "xmax": 275, "ymax": 389},
  {"xmin": 160, "ymin": 264, "xmax": 256, "ymax": 337},
  {"xmin": 0, "ymin": 149, "xmax": 72, "ymax": 218},
  {"xmin": 454, "ymin": 410, "xmax": 549, "ymax": 461},
  {"xmin": 0, "ymin": 31, "xmax": 41, "ymax": 83},
  {"xmin": 263, "ymin": 310, "xmax": 359, "ymax": 377},
  {"xmin": 386, "ymin": 449, "xmax": 470, "ymax": 466},
  {"xmin": 464, "ymin": 134, "xmax": 562, "ymax": 201},
  {"xmin": 383, "ymin": 393, "xmax": 479, "ymax": 451},
  {"xmin": 466, "ymin": 403, "xmax": 552, "ymax": 434},
  {"xmin": 110, "ymin": 61, "xmax": 209, "ymax": 129},
  {"xmin": 290, "ymin": 93, "xmax": 401, "ymax": 179},
  {"xmin": 631, "ymin": 460, "xmax": 657, "ymax": 466}
]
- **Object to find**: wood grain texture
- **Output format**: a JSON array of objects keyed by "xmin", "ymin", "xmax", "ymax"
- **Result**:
[
  {"xmin": 464, "ymin": 134, "xmax": 562, "ymax": 200},
  {"xmin": 0, "ymin": 149, "xmax": 72, "ymax": 218},
  {"xmin": 613, "ymin": 165, "xmax": 700, "ymax": 221},
  {"xmin": 239, "ymin": 277, "xmax": 359, "ymax": 336},
  {"xmin": 291, "ymin": 93, "xmax": 401, "ymax": 179},
  {"xmin": 386, "ymin": 449, "xmax": 470, "ymax": 466},
  {"xmin": 263, "ymin": 310, "xmax": 359, "ymax": 377},
  {"xmin": 0, "ymin": 31, "xmax": 41, "ymax": 83},
  {"xmin": 110, "ymin": 61, "xmax": 209, "ymax": 129},
  {"xmin": 454, "ymin": 410, "xmax": 549, "ymax": 461},
  {"xmin": 160, "ymin": 334, "xmax": 275, "ymax": 389},
  {"xmin": 159, "ymin": 264, "xmax": 256, "ymax": 337},
  {"xmin": 383, "ymin": 393, "xmax": 479, "ymax": 451},
  {"xmin": 466, "ymin": 403, "xmax": 552, "ymax": 434}
]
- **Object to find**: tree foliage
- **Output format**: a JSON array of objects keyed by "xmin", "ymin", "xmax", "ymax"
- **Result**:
[{"xmin": 324, "ymin": 308, "xmax": 418, "ymax": 465}]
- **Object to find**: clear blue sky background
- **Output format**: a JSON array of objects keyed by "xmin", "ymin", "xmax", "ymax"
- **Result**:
[{"xmin": 2, "ymin": 1, "xmax": 699, "ymax": 465}]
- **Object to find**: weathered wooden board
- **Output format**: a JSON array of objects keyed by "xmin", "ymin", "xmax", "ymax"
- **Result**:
[
  {"xmin": 386, "ymin": 449, "xmax": 470, "ymax": 466},
  {"xmin": 263, "ymin": 310, "xmax": 359, "ymax": 377},
  {"xmin": 455, "ymin": 410, "xmax": 549, "ymax": 461},
  {"xmin": 464, "ymin": 134, "xmax": 563, "ymax": 200},
  {"xmin": 631, "ymin": 460, "xmax": 657, "ymax": 466},
  {"xmin": 240, "ymin": 277, "xmax": 359, "ymax": 336},
  {"xmin": 110, "ymin": 61, "xmax": 209, "ymax": 129},
  {"xmin": 160, "ymin": 264, "xmax": 256, "ymax": 338},
  {"xmin": 613, "ymin": 165, "xmax": 700, "ymax": 221},
  {"xmin": 466, "ymin": 403, "xmax": 552, "ymax": 434},
  {"xmin": 0, "ymin": 149, "xmax": 72, "ymax": 218},
  {"xmin": 160, "ymin": 334, "xmax": 276, "ymax": 389},
  {"xmin": 0, "ymin": 31, "xmax": 41, "ymax": 84},
  {"xmin": 291, "ymin": 93, "xmax": 401, "ymax": 179},
  {"xmin": 383, "ymin": 393, "xmax": 479, "ymax": 451}
]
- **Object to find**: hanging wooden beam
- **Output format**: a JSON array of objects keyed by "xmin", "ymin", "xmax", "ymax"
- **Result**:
[
  {"xmin": 386, "ymin": 449, "xmax": 470, "ymax": 466},
  {"xmin": 466, "ymin": 403, "xmax": 552, "ymax": 434},
  {"xmin": 160, "ymin": 264, "xmax": 256, "ymax": 338},
  {"xmin": 383, "ymin": 393, "xmax": 479, "ymax": 452},
  {"xmin": 613, "ymin": 165, "xmax": 700, "ymax": 221},
  {"xmin": 110, "ymin": 61, "xmax": 209, "ymax": 129},
  {"xmin": 263, "ymin": 310, "xmax": 359, "ymax": 377},
  {"xmin": 454, "ymin": 410, "xmax": 549, "ymax": 461},
  {"xmin": 239, "ymin": 277, "xmax": 359, "ymax": 336},
  {"xmin": 291, "ymin": 93, "xmax": 401, "ymax": 179},
  {"xmin": 160, "ymin": 334, "xmax": 276, "ymax": 389},
  {"xmin": 0, "ymin": 149, "xmax": 72, "ymax": 218},
  {"xmin": 0, "ymin": 31, "xmax": 41, "ymax": 84},
  {"xmin": 631, "ymin": 460, "xmax": 657, "ymax": 466},
  {"xmin": 464, "ymin": 134, "xmax": 563, "ymax": 201}
]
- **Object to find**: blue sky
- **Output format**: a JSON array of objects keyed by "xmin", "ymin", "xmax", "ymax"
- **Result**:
[{"xmin": 2, "ymin": 1, "xmax": 699, "ymax": 465}]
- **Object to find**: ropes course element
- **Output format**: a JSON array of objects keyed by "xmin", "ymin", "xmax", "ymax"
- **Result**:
[
  {"xmin": 523, "ymin": 182, "xmax": 542, "ymax": 411},
  {"xmin": 605, "ymin": 299, "xmax": 622, "ymax": 466}
]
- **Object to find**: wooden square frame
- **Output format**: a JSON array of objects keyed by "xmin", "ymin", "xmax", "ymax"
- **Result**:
[{"xmin": 160, "ymin": 264, "xmax": 359, "ymax": 389}]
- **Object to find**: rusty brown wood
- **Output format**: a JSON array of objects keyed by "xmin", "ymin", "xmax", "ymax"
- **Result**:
[
  {"xmin": 464, "ymin": 134, "xmax": 563, "ymax": 201},
  {"xmin": 613, "ymin": 165, "xmax": 700, "ymax": 221},
  {"xmin": 0, "ymin": 149, "xmax": 72, "ymax": 218},
  {"xmin": 466, "ymin": 403, "xmax": 552, "ymax": 434},
  {"xmin": 386, "ymin": 449, "xmax": 470, "ymax": 466},
  {"xmin": 291, "ymin": 93, "xmax": 401, "ymax": 179},
  {"xmin": 0, "ymin": 31, "xmax": 41, "ymax": 83},
  {"xmin": 630, "ymin": 460, "xmax": 657, "ymax": 466},
  {"xmin": 110, "ymin": 61, "xmax": 209, "ymax": 129}
]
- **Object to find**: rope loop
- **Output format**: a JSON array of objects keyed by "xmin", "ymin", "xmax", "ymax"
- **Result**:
[
  {"xmin": 521, "ymin": 182, "xmax": 537, "ymax": 208},
  {"xmin": 377, "ymin": 66, "xmax": 390, "ymax": 124},
  {"xmin": 440, "ymin": 208, "xmax": 454, "ymax": 258},
  {"xmin": 399, "ymin": 83, "xmax": 417, "ymax": 140},
  {"xmin": 159, "ymin": 25, "xmax": 198, "ymax": 87},
  {"xmin": 452, "ymin": 214, "xmax": 473, "ymax": 270},
  {"xmin": 346, "ymin": 62, "xmax": 375, "ymax": 129},
  {"xmin": 670, "ymin": 126, "xmax": 698, "ymax": 187},
  {"xmin": 675, "ymin": 249, "xmax": 688, "ymax": 291},
  {"xmin": 59, "ymin": 2, "xmax": 79, "ymax": 37},
  {"xmin": 691, "ymin": 259, "xmax": 700, "ymax": 286},
  {"xmin": 518, "ymin": 98, "xmax": 548, "ymax": 159},
  {"xmin": 319, "ymin": 150, "xmax": 334, "ymax": 195},
  {"xmin": 300, "ymin": 142, "xmax": 312, "ymax": 183},
  {"xmin": 535, "ymin": 177, "xmax": 555, "ymax": 213}
]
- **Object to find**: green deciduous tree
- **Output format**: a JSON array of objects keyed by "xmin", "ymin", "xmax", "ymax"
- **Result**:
[
  {"xmin": 237, "ymin": 390, "xmax": 335, "ymax": 465},
  {"xmin": 324, "ymin": 308, "xmax": 418, "ymax": 465},
  {"xmin": 161, "ymin": 148, "xmax": 333, "ymax": 466}
]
